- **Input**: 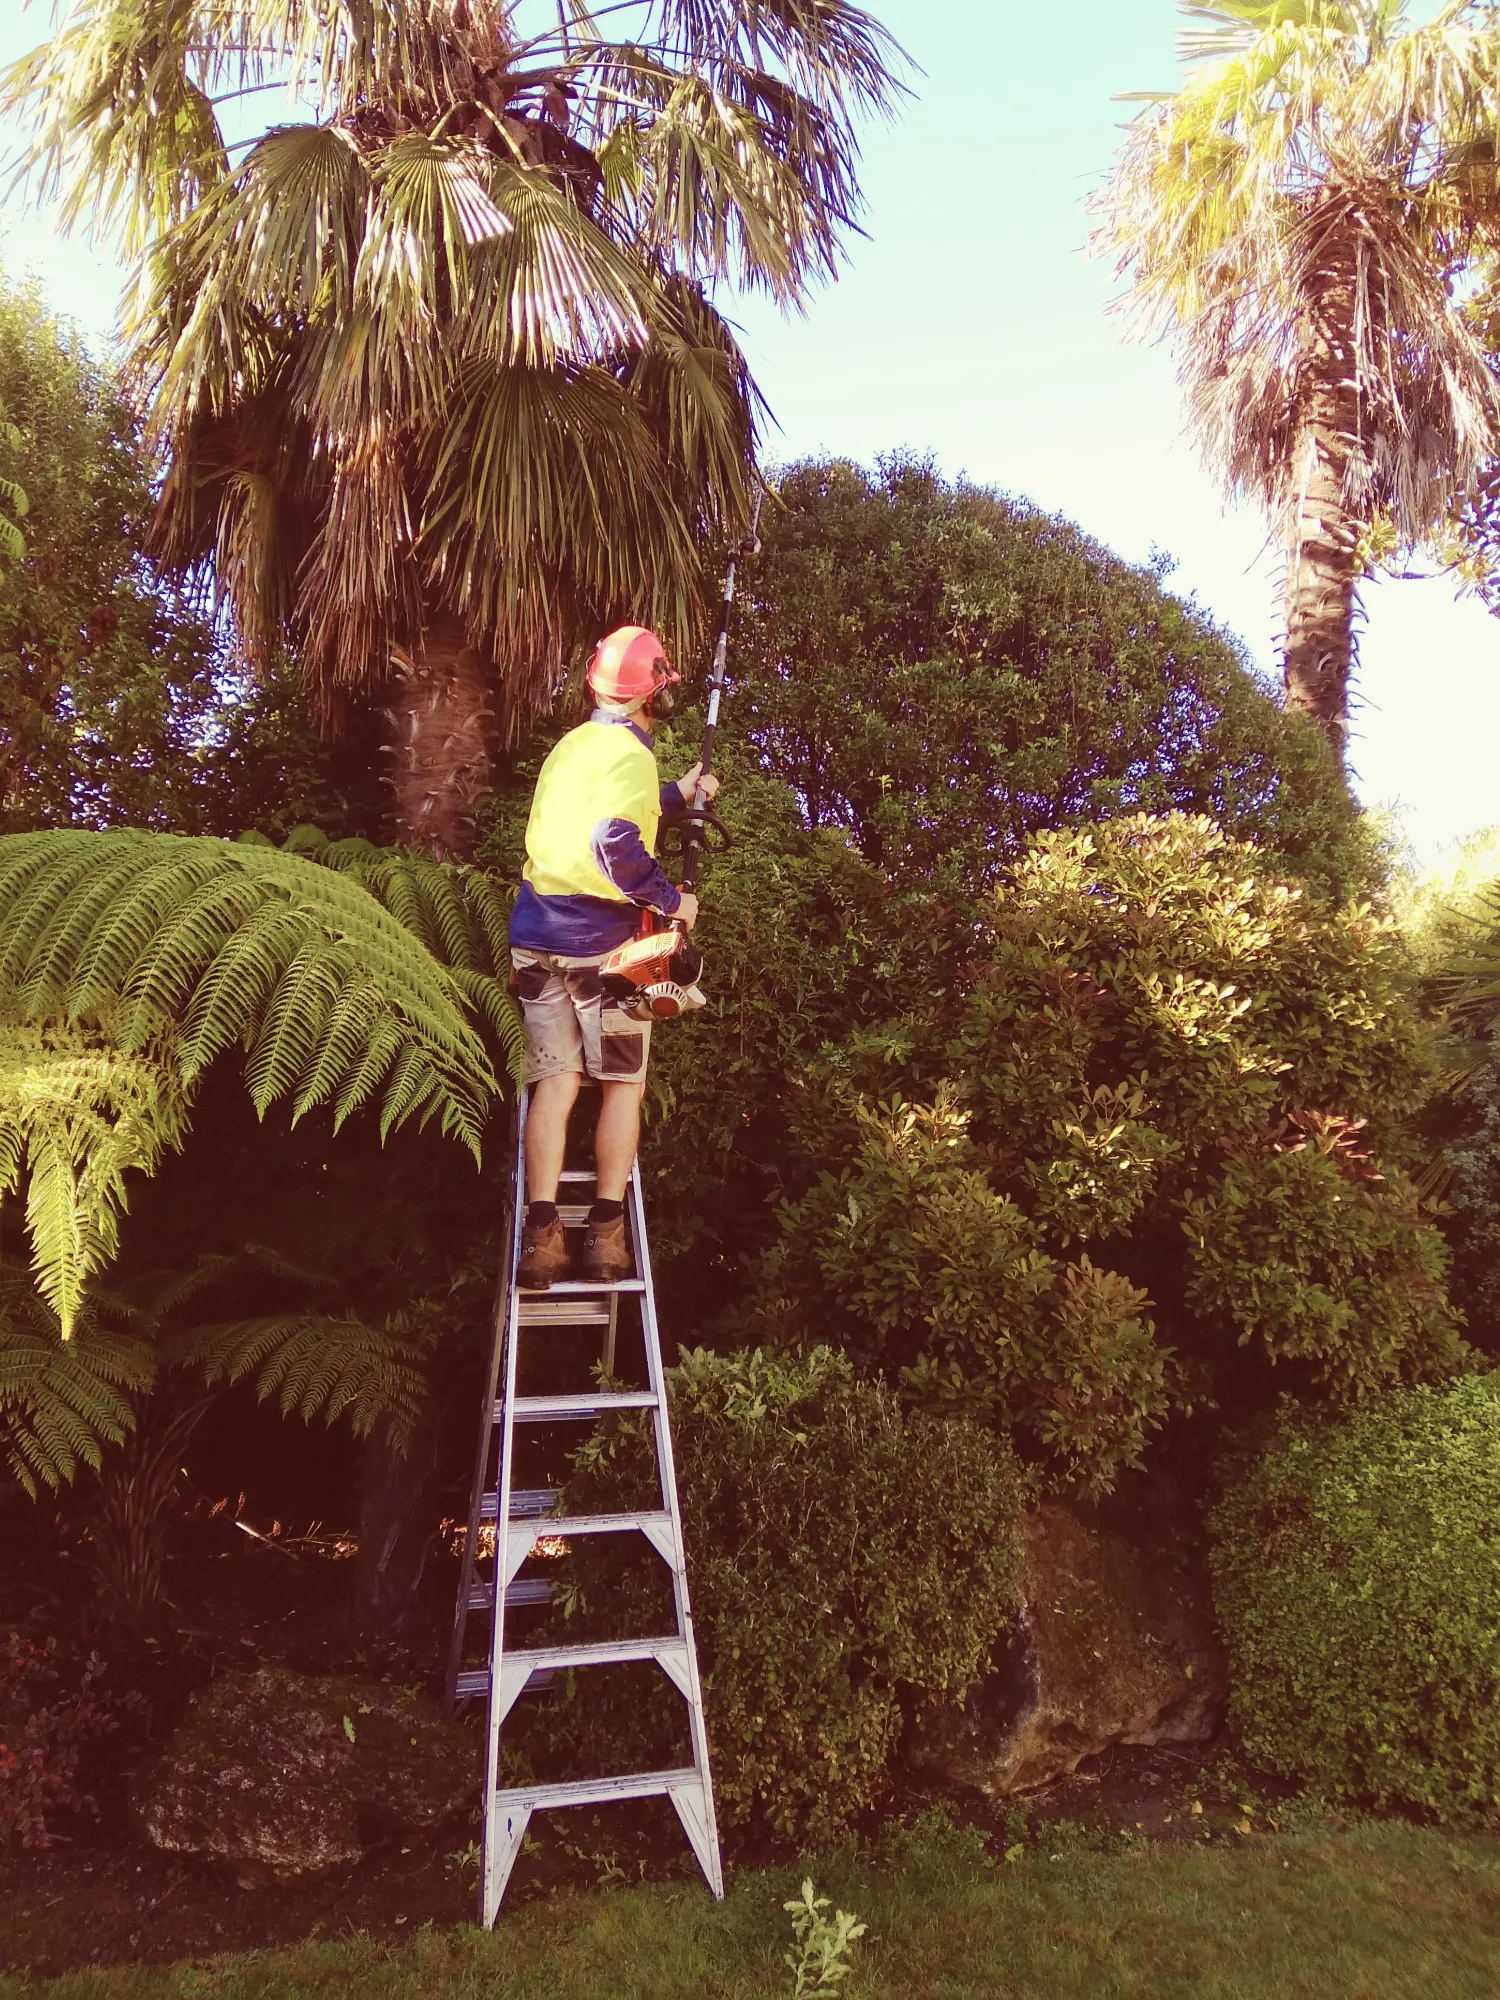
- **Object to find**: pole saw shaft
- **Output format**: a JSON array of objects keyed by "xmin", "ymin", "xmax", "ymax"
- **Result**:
[{"xmin": 680, "ymin": 489, "xmax": 763, "ymax": 896}]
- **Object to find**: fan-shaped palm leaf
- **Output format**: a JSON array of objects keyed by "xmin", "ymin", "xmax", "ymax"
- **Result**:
[{"xmin": 3, "ymin": 0, "xmax": 904, "ymax": 850}]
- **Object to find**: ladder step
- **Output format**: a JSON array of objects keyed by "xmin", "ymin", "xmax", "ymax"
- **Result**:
[
  {"xmin": 525, "ymin": 1510, "xmax": 674, "ymax": 1540},
  {"xmin": 558, "ymin": 1170, "xmax": 597, "ymax": 1184},
  {"xmin": 495, "ymin": 1766, "xmax": 702, "ymax": 1813},
  {"xmin": 508, "ymin": 1635, "xmax": 687, "ymax": 1674},
  {"xmin": 522, "ymin": 1278, "xmax": 646, "ymax": 1296},
  {"xmin": 509, "ymin": 1391, "xmax": 658, "ymax": 1423},
  {"xmin": 517, "ymin": 1297, "xmax": 612, "ymax": 1327},
  {"xmin": 473, "ymin": 1499, "xmax": 675, "ymax": 1544}
]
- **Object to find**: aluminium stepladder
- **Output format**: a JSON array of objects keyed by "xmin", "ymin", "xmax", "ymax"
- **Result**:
[{"xmin": 444, "ymin": 1089, "xmax": 723, "ymax": 1924}]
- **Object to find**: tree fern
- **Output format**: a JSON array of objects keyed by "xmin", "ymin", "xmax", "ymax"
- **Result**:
[
  {"xmin": 0, "ymin": 828, "xmax": 503, "ymax": 1331},
  {"xmin": 0, "ymin": 1251, "xmax": 431, "ymax": 1496},
  {"xmin": 0, "ymin": 1263, "xmax": 153, "ymax": 1497},
  {"xmin": 0, "ymin": 1026, "xmax": 188, "ymax": 1342},
  {"xmin": 266, "ymin": 826, "xmax": 525, "ymax": 1086},
  {"xmin": 173, "ymin": 1312, "xmax": 426, "ymax": 1444}
]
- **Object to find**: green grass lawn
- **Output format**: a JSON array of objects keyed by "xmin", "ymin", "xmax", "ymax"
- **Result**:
[{"xmin": 5, "ymin": 1820, "xmax": 1498, "ymax": 1999}]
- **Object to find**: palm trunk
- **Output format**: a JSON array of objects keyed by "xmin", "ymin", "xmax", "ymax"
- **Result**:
[
  {"xmin": 387, "ymin": 613, "xmax": 493, "ymax": 859},
  {"xmin": 368, "ymin": 616, "xmax": 497, "ymax": 1634},
  {"xmin": 353, "ymin": 1387, "xmax": 451, "ymax": 1644},
  {"xmin": 1282, "ymin": 268, "xmax": 1362, "ymax": 767}
]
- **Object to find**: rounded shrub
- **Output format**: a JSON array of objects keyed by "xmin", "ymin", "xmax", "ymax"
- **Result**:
[
  {"xmin": 1210, "ymin": 1376, "xmax": 1500, "ymax": 1824},
  {"xmin": 547, "ymin": 1346, "xmax": 1028, "ymax": 1845}
]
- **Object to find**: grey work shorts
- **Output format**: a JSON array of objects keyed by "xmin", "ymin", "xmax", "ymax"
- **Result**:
[{"xmin": 510, "ymin": 948, "xmax": 652, "ymax": 1087}]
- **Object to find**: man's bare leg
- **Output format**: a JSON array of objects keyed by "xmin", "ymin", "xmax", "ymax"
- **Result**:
[
  {"xmin": 594, "ymin": 1079, "xmax": 645, "ymax": 1200},
  {"xmin": 526, "ymin": 1071, "xmax": 581, "ymax": 1205}
]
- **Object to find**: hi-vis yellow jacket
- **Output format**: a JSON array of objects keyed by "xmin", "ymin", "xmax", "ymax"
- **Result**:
[{"xmin": 508, "ymin": 711, "xmax": 683, "ymax": 956}]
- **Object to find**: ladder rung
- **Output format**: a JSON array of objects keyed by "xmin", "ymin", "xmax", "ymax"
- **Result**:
[
  {"xmin": 456, "ymin": 1665, "xmax": 555, "ymax": 1701},
  {"xmin": 527, "ymin": 1278, "xmax": 646, "ymax": 1296},
  {"xmin": 507, "ymin": 1635, "xmax": 686, "ymax": 1674},
  {"xmin": 509, "ymin": 1391, "xmax": 658, "ymax": 1423},
  {"xmin": 517, "ymin": 1298, "xmax": 611, "ymax": 1327},
  {"xmin": 494, "ymin": 1766, "xmax": 702, "ymax": 1812},
  {"xmin": 478, "ymin": 1486, "xmax": 557, "ymax": 1524},
  {"xmin": 469, "ymin": 1578, "xmax": 554, "ymax": 1611},
  {"xmin": 558, "ymin": 1170, "xmax": 597, "ymax": 1184}
]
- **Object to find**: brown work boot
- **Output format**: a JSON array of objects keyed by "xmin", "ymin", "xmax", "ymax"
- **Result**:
[
  {"xmin": 580, "ymin": 1207, "xmax": 633, "ymax": 1284},
  {"xmin": 517, "ymin": 1211, "xmax": 569, "ymax": 1291}
]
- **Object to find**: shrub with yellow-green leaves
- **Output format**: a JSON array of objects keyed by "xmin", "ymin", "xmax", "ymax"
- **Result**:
[{"xmin": 751, "ymin": 815, "xmax": 1466, "ymax": 1493}]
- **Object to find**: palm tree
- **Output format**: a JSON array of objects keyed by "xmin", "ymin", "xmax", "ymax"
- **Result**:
[
  {"xmin": 5, "ymin": 1, "xmax": 902, "ymax": 853},
  {"xmin": 1099, "ymin": 0, "xmax": 1500, "ymax": 763}
]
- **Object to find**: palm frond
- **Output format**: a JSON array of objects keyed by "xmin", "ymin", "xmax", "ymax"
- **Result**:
[
  {"xmin": 1438, "ymin": 877, "xmax": 1500, "ymax": 1034},
  {"xmin": 1098, "ymin": 1, "xmax": 1500, "ymax": 552},
  {"xmin": 0, "ymin": 1262, "xmax": 154, "ymax": 1497},
  {"xmin": 4, "ymin": 1, "xmax": 905, "ymax": 744}
]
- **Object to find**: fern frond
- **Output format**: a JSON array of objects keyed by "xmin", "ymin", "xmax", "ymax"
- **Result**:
[
  {"xmin": 0, "ymin": 1027, "xmax": 189, "ymax": 1336},
  {"xmin": 174, "ymin": 1313, "xmax": 425, "ymax": 1443},
  {"xmin": 268, "ymin": 831, "xmax": 522, "ymax": 1085},
  {"xmin": 0, "ymin": 1264, "xmax": 154, "ymax": 1496},
  {"xmin": 0, "ymin": 829, "xmax": 502, "ymax": 1325}
]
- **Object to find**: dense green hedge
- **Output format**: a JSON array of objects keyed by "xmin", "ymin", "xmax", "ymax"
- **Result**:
[
  {"xmin": 752, "ymin": 814, "xmax": 1465, "ymax": 1491},
  {"xmin": 528, "ymin": 1347, "xmax": 1027, "ymax": 1844},
  {"xmin": 1211, "ymin": 1377, "xmax": 1500, "ymax": 1824}
]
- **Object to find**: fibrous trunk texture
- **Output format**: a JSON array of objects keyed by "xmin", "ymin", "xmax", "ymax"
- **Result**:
[
  {"xmin": 353, "ymin": 1390, "xmax": 449, "ymax": 1643},
  {"xmin": 387, "ymin": 615, "xmax": 493, "ymax": 859},
  {"xmin": 1282, "ymin": 266, "xmax": 1362, "ymax": 765}
]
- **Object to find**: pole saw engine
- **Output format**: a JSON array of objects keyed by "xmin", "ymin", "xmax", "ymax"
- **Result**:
[
  {"xmin": 599, "ymin": 493, "xmax": 762, "ymax": 1026},
  {"xmin": 599, "ymin": 910, "xmax": 706, "ymax": 1022}
]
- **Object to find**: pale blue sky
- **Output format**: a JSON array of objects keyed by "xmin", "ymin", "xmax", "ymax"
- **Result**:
[{"xmin": 2, "ymin": 0, "xmax": 1496, "ymax": 861}]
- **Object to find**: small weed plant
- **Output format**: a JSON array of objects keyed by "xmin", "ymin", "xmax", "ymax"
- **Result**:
[{"xmin": 783, "ymin": 1878, "xmax": 866, "ymax": 1997}]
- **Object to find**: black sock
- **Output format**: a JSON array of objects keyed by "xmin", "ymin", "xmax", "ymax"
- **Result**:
[
  {"xmin": 588, "ymin": 1199, "xmax": 624, "ymax": 1225},
  {"xmin": 525, "ymin": 1200, "xmax": 558, "ymax": 1229}
]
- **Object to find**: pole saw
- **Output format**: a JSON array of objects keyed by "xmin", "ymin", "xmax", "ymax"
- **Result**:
[{"xmin": 599, "ymin": 492, "xmax": 764, "ymax": 1023}]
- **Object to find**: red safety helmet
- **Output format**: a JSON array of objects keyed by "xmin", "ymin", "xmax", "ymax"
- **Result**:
[{"xmin": 587, "ymin": 625, "xmax": 679, "ymax": 705}]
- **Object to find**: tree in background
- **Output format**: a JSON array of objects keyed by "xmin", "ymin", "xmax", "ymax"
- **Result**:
[
  {"xmin": 734, "ymin": 457, "xmax": 1372, "ymax": 900},
  {"xmin": 1100, "ymin": 0, "xmax": 1500, "ymax": 761},
  {"xmin": 6, "ymin": 0, "xmax": 903, "ymax": 856},
  {"xmin": 0, "ymin": 272, "xmax": 385, "ymax": 840}
]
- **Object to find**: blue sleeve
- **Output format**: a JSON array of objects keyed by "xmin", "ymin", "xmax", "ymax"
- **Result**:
[
  {"xmin": 591, "ymin": 818, "xmax": 683, "ymax": 915},
  {"xmin": 659, "ymin": 780, "xmax": 687, "ymax": 820}
]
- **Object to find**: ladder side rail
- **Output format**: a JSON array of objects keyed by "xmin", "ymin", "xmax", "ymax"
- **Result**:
[
  {"xmin": 627, "ymin": 1161, "xmax": 726, "ymax": 1900},
  {"xmin": 445, "ymin": 1097, "xmax": 520, "ymax": 1708},
  {"xmin": 481, "ymin": 1090, "xmax": 531, "ymax": 1926}
]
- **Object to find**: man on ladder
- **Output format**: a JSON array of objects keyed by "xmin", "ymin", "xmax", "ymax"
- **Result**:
[{"xmin": 507, "ymin": 626, "xmax": 720, "ymax": 1290}]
